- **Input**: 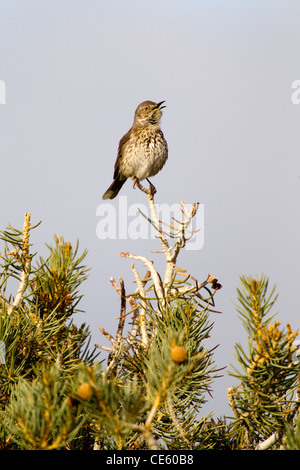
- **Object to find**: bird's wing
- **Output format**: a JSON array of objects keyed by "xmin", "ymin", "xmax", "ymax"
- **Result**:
[{"xmin": 113, "ymin": 128, "xmax": 132, "ymax": 180}]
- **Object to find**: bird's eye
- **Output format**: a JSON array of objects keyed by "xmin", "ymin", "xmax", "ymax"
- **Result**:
[{"xmin": 144, "ymin": 106, "xmax": 148, "ymax": 111}]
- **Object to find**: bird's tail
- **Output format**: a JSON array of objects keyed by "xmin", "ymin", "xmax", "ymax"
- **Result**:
[{"xmin": 102, "ymin": 176, "xmax": 127, "ymax": 200}]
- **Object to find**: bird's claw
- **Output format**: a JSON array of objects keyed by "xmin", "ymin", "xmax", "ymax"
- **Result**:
[
  {"xmin": 132, "ymin": 176, "xmax": 139, "ymax": 188},
  {"xmin": 131, "ymin": 176, "xmax": 156, "ymax": 199},
  {"xmin": 146, "ymin": 178, "xmax": 157, "ymax": 196}
]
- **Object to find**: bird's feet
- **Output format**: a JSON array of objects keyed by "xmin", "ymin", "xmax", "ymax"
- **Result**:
[
  {"xmin": 132, "ymin": 176, "xmax": 139, "ymax": 188},
  {"xmin": 132, "ymin": 177, "xmax": 157, "ymax": 199},
  {"xmin": 146, "ymin": 178, "xmax": 157, "ymax": 197}
]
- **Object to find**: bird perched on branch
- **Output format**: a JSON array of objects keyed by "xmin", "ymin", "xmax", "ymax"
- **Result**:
[{"xmin": 102, "ymin": 100, "xmax": 168, "ymax": 200}]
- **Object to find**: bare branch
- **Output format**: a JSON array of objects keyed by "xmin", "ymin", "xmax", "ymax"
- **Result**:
[
  {"xmin": 131, "ymin": 263, "xmax": 149, "ymax": 349},
  {"xmin": 255, "ymin": 430, "xmax": 282, "ymax": 450},
  {"xmin": 7, "ymin": 213, "xmax": 32, "ymax": 315},
  {"xmin": 115, "ymin": 277, "xmax": 126, "ymax": 343},
  {"xmin": 134, "ymin": 183, "xmax": 201, "ymax": 293},
  {"xmin": 98, "ymin": 327, "xmax": 115, "ymax": 345},
  {"xmin": 95, "ymin": 344, "xmax": 113, "ymax": 352},
  {"xmin": 120, "ymin": 252, "xmax": 165, "ymax": 307}
]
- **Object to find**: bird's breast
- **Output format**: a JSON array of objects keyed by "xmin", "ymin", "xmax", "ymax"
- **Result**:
[{"xmin": 119, "ymin": 129, "xmax": 168, "ymax": 180}]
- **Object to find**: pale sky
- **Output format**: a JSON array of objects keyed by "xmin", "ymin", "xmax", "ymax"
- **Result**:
[{"xmin": 1, "ymin": 0, "xmax": 300, "ymax": 417}]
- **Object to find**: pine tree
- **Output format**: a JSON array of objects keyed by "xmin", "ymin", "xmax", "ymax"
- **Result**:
[
  {"xmin": 227, "ymin": 275, "xmax": 300, "ymax": 449},
  {"xmin": 75, "ymin": 184, "xmax": 223, "ymax": 450},
  {"xmin": 0, "ymin": 188, "xmax": 299, "ymax": 450},
  {"xmin": 0, "ymin": 214, "xmax": 97, "ymax": 449}
]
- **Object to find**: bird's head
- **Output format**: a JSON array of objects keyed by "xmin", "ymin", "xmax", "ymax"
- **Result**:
[{"xmin": 133, "ymin": 100, "xmax": 166, "ymax": 127}]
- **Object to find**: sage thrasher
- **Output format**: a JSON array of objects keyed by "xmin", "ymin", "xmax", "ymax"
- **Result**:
[{"xmin": 102, "ymin": 100, "xmax": 168, "ymax": 200}]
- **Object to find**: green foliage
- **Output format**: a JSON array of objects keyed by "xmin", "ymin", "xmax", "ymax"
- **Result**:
[
  {"xmin": 228, "ymin": 275, "xmax": 300, "ymax": 449},
  {"xmin": 70, "ymin": 298, "xmax": 221, "ymax": 450},
  {"xmin": 2, "ymin": 364, "xmax": 85, "ymax": 450},
  {"xmin": 1, "ymin": 213, "xmax": 299, "ymax": 451},
  {"xmin": 125, "ymin": 300, "xmax": 219, "ymax": 449},
  {"xmin": 71, "ymin": 362, "xmax": 149, "ymax": 450},
  {"xmin": 285, "ymin": 415, "xmax": 300, "ymax": 450},
  {"xmin": 0, "ymin": 214, "xmax": 97, "ymax": 449},
  {"xmin": 31, "ymin": 236, "xmax": 88, "ymax": 319}
]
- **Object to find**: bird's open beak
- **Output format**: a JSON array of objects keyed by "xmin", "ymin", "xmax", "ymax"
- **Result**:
[{"xmin": 155, "ymin": 101, "xmax": 166, "ymax": 110}]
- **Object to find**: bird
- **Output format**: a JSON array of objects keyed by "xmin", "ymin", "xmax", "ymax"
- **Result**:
[{"xmin": 102, "ymin": 100, "xmax": 168, "ymax": 200}]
